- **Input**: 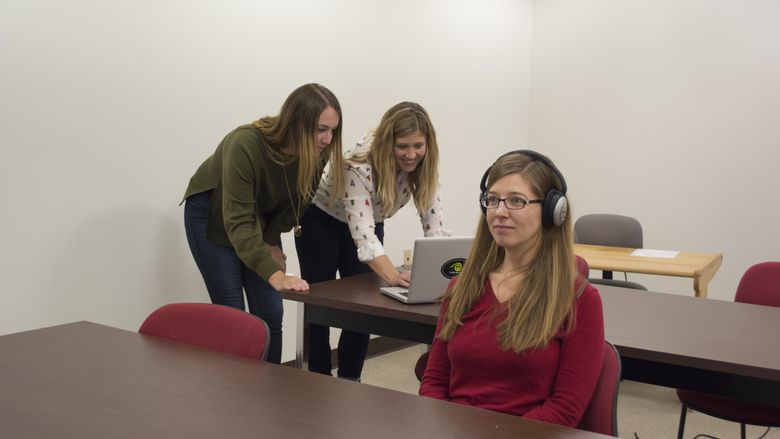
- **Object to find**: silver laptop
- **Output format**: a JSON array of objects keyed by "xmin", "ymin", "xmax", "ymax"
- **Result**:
[{"xmin": 380, "ymin": 236, "xmax": 474, "ymax": 304}]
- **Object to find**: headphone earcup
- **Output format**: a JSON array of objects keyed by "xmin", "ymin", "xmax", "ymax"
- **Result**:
[
  {"xmin": 479, "ymin": 191, "xmax": 487, "ymax": 216},
  {"xmin": 542, "ymin": 189, "xmax": 568, "ymax": 227}
]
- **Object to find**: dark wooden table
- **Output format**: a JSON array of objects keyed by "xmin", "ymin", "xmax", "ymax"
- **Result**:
[
  {"xmin": 0, "ymin": 322, "xmax": 610, "ymax": 439},
  {"xmin": 281, "ymin": 273, "xmax": 780, "ymax": 408}
]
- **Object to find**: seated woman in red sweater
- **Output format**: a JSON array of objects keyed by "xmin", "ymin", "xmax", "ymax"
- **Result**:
[{"xmin": 419, "ymin": 150, "xmax": 604, "ymax": 428}]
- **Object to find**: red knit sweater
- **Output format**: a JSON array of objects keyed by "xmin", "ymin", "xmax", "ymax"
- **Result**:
[{"xmin": 419, "ymin": 281, "xmax": 604, "ymax": 428}]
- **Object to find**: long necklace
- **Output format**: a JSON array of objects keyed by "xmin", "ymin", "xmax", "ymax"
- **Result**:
[{"xmin": 281, "ymin": 163, "xmax": 303, "ymax": 237}]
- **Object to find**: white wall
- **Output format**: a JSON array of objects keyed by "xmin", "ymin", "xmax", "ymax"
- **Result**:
[
  {"xmin": 4, "ymin": 0, "xmax": 776, "ymax": 362},
  {"xmin": 0, "ymin": 0, "xmax": 532, "ymax": 361},
  {"xmin": 530, "ymin": 0, "xmax": 780, "ymax": 300}
]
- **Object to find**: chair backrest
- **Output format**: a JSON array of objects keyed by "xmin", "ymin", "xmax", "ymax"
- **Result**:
[
  {"xmin": 576, "ymin": 255, "xmax": 590, "ymax": 278},
  {"xmin": 735, "ymin": 262, "xmax": 780, "ymax": 308},
  {"xmin": 574, "ymin": 214, "xmax": 643, "ymax": 249},
  {"xmin": 414, "ymin": 350, "xmax": 429, "ymax": 382},
  {"xmin": 578, "ymin": 341, "xmax": 621, "ymax": 437},
  {"xmin": 138, "ymin": 303, "xmax": 270, "ymax": 360}
]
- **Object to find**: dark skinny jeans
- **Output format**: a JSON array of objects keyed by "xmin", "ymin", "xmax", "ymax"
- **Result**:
[
  {"xmin": 184, "ymin": 190, "xmax": 283, "ymax": 363},
  {"xmin": 294, "ymin": 205, "xmax": 384, "ymax": 379}
]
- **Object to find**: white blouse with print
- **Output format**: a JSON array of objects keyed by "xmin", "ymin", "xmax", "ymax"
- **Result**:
[{"xmin": 312, "ymin": 131, "xmax": 450, "ymax": 263}]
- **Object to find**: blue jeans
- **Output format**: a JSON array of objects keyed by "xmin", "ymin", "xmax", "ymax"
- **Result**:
[
  {"xmin": 294, "ymin": 205, "xmax": 384, "ymax": 379},
  {"xmin": 184, "ymin": 190, "xmax": 283, "ymax": 363}
]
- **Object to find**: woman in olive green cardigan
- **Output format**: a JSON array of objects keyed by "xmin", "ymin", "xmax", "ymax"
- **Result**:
[{"xmin": 183, "ymin": 83, "xmax": 344, "ymax": 363}]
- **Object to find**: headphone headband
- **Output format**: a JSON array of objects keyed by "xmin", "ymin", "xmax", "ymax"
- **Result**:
[{"xmin": 479, "ymin": 149, "xmax": 567, "ymax": 195}]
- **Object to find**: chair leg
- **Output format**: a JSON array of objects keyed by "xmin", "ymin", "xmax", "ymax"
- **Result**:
[
  {"xmin": 676, "ymin": 404, "xmax": 688, "ymax": 439},
  {"xmin": 740, "ymin": 423, "xmax": 746, "ymax": 439}
]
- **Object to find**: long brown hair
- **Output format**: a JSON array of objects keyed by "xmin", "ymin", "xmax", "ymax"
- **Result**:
[
  {"xmin": 352, "ymin": 102, "xmax": 440, "ymax": 216},
  {"xmin": 253, "ymin": 83, "xmax": 344, "ymax": 200},
  {"xmin": 438, "ymin": 152, "xmax": 584, "ymax": 353}
]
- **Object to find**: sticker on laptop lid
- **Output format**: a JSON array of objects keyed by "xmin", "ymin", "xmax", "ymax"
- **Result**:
[{"xmin": 441, "ymin": 258, "xmax": 466, "ymax": 279}]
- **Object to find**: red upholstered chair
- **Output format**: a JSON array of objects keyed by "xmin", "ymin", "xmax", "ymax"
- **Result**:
[
  {"xmin": 676, "ymin": 262, "xmax": 780, "ymax": 439},
  {"xmin": 576, "ymin": 255, "xmax": 590, "ymax": 279},
  {"xmin": 577, "ymin": 341, "xmax": 621, "ymax": 436},
  {"xmin": 139, "ymin": 303, "xmax": 270, "ymax": 361},
  {"xmin": 414, "ymin": 349, "xmax": 429, "ymax": 382},
  {"xmin": 414, "ymin": 340, "xmax": 621, "ymax": 437}
]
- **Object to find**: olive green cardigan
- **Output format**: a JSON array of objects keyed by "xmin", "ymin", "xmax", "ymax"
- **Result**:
[{"xmin": 184, "ymin": 125, "xmax": 324, "ymax": 281}]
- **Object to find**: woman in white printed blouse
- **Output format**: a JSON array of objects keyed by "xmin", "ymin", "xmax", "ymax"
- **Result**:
[{"xmin": 295, "ymin": 102, "xmax": 449, "ymax": 380}]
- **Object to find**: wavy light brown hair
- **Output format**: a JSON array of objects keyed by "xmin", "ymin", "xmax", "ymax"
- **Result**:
[
  {"xmin": 352, "ymin": 102, "xmax": 439, "ymax": 216},
  {"xmin": 253, "ymin": 83, "xmax": 344, "ymax": 201},
  {"xmin": 438, "ymin": 152, "xmax": 585, "ymax": 353}
]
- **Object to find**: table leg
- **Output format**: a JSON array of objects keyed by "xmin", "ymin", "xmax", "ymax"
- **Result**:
[
  {"xmin": 694, "ymin": 277, "xmax": 707, "ymax": 299},
  {"xmin": 294, "ymin": 302, "xmax": 309, "ymax": 369},
  {"xmin": 694, "ymin": 254, "xmax": 723, "ymax": 299}
]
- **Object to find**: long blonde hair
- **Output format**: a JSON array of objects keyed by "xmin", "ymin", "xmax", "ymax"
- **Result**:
[
  {"xmin": 438, "ymin": 152, "xmax": 584, "ymax": 353},
  {"xmin": 253, "ymin": 83, "xmax": 344, "ymax": 201},
  {"xmin": 352, "ymin": 102, "xmax": 439, "ymax": 216}
]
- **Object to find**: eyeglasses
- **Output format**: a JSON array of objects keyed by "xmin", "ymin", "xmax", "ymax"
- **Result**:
[{"xmin": 480, "ymin": 195, "xmax": 542, "ymax": 210}]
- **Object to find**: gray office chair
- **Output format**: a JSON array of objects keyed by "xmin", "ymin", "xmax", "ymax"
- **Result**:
[{"xmin": 574, "ymin": 214, "xmax": 647, "ymax": 290}]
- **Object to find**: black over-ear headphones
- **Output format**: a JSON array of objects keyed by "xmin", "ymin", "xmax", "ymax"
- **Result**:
[{"xmin": 479, "ymin": 150, "xmax": 568, "ymax": 227}]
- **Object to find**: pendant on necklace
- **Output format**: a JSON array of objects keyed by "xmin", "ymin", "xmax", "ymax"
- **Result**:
[{"xmin": 294, "ymin": 225, "xmax": 302, "ymax": 237}]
